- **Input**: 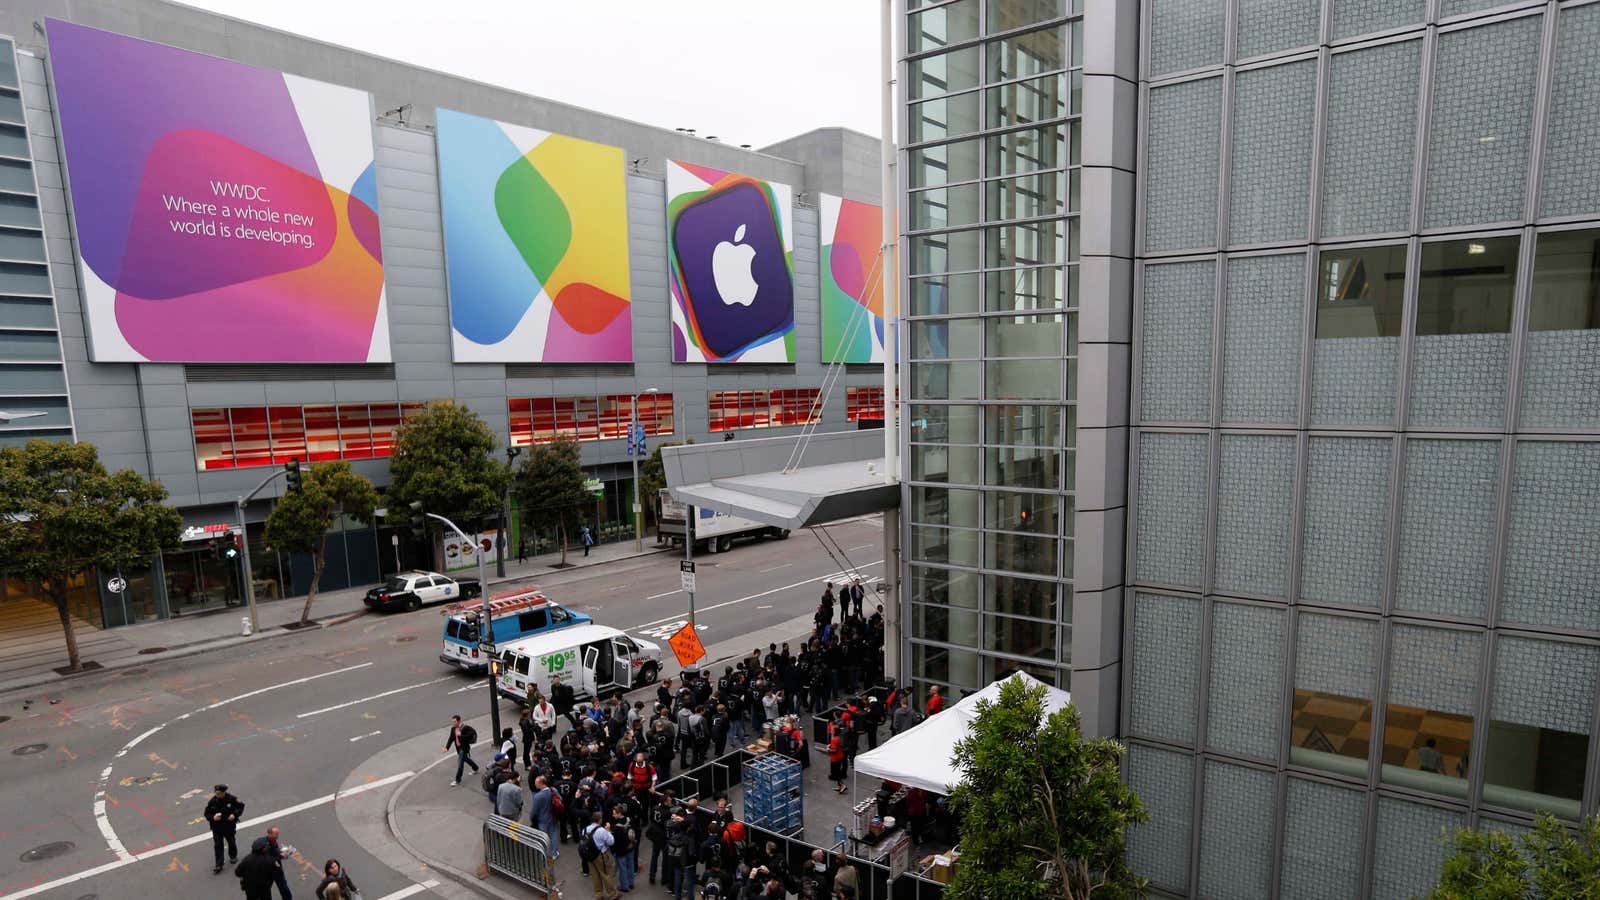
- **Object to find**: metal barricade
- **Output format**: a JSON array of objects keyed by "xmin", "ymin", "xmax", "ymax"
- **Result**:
[{"xmin": 483, "ymin": 814, "xmax": 557, "ymax": 897}]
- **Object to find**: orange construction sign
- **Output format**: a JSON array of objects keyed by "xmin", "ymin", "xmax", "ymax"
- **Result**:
[{"xmin": 668, "ymin": 622, "xmax": 706, "ymax": 667}]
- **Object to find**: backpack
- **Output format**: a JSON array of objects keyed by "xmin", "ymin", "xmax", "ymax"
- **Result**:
[
  {"xmin": 548, "ymin": 788, "xmax": 565, "ymax": 819},
  {"xmin": 578, "ymin": 824, "xmax": 601, "ymax": 862},
  {"xmin": 481, "ymin": 770, "xmax": 496, "ymax": 793},
  {"xmin": 459, "ymin": 724, "xmax": 477, "ymax": 745}
]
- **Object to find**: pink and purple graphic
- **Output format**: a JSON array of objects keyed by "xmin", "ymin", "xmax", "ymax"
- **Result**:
[{"xmin": 46, "ymin": 20, "xmax": 388, "ymax": 362}]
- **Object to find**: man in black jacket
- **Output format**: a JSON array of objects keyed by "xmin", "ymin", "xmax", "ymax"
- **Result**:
[
  {"xmin": 445, "ymin": 715, "xmax": 479, "ymax": 786},
  {"xmin": 234, "ymin": 838, "xmax": 278, "ymax": 900},
  {"xmin": 551, "ymin": 675, "xmax": 579, "ymax": 730},
  {"xmin": 206, "ymin": 784, "xmax": 245, "ymax": 873}
]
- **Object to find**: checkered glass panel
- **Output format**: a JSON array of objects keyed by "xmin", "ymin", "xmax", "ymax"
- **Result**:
[
  {"xmin": 1129, "ymin": 592, "xmax": 1202, "ymax": 744},
  {"xmin": 1124, "ymin": 744, "xmax": 1194, "ymax": 892},
  {"xmin": 1501, "ymin": 442, "xmax": 1600, "ymax": 632},
  {"xmin": 1301, "ymin": 437, "xmax": 1392, "ymax": 607},
  {"xmin": 1214, "ymin": 434, "xmax": 1295, "ymax": 598},
  {"xmin": 1148, "ymin": 0, "xmax": 1225, "ymax": 77},
  {"xmin": 1331, "ymin": 0, "xmax": 1426, "ymax": 40},
  {"xmin": 1198, "ymin": 761, "xmax": 1276, "ymax": 899},
  {"xmin": 1236, "ymin": 0, "xmax": 1320, "ymax": 59},
  {"xmin": 1134, "ymin": 432, "xmax": 1210, "ymax": 588},
  {"xmin": 1395, "ymin": 439, "xmax": 1500, "ymax": 620},
  {"xmin": 1280, "ymin": 779, "xmax": 1366, "ymax": 900},
  {"xmin": 1491, "ymin": 636, "xmax": 1600, "ymax": 735},
  {"xmin": 1222, "ymin": 253, "xmax": 1305, "ymax": 425},
  {"xmin": 1145, "ymin": 78, "xmax": 1222, "ymax": 251},
  {"xmin": 1207, "ymin": 602, "xmax": 1286, "ymax": 760},
  {"xmin": 1371, "ymin": 797, "xmax": 1463, "ymax": 900},
  {"xmin": 1321, "ymin": 41, "xmax": 1422, "ymax": 238},
  {"xmin": 1542, "ymin": 5, "xmax": 1600, "ymax": 218},
  {"xmin": 1229, "ymin": 59, "xmax": 1317, "ymax": 246},
  {"xmin": 1140, "ymin": 260, "xmax": 1215, "ymax": 424}
]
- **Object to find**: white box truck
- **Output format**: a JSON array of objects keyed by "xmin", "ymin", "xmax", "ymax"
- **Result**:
[{"xmin": 656, "ymin": 488, "xmax": 789, "ymax": 554}]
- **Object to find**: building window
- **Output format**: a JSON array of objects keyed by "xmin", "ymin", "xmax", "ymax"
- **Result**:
[
  {"xmin": 1484, "ymin": 636, "xmax": 1597, "ymax": 819},
  {"xmin": 1291, "ymin": 612, "xmax": 1378, "ymax": 778},
  {"xmin": 846, "ymin": 386, "xmax": 886, "ymax": 422},
  {"xmin": 190, "ymin": 402, "xmax": 424, "ymax": 471},
  {"xmin": 706, "ymin": 388, "xmax": 820, "ymax": 432},
  {"xmin": 1521, "ymin": 228, "xmax": 1600, "ymax": 428},
  {"xmin": 1311, "ymin": 243, "xmax": 1407, "ymax": 426},
  {"xmin": 507, "ymin": 394, "xmax": 675, "ymax": 447}
]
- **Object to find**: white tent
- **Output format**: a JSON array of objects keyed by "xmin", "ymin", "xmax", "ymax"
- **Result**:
[{"xmin": 852, "ymin": 672, "xmax": 1072, "ymax": 795}]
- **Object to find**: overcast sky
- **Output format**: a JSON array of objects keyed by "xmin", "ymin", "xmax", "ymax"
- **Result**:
[{"xmin": 179, "ymin": 0, "xmax": 885, "ymax": 148}]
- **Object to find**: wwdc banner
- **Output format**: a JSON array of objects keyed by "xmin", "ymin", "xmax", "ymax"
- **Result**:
[
  {"xmin": 820, "ymin": 194, "xmax": 885, "ymax": 364},
  {"xmin": 46, "ymin": 20, "xmax": 389, "ymax": 362},
  {"xmin": 666, "ymin": 160, "xmax": 794, "ymax": 363},
  {"xmin": 436, "ymin": 108, "xmax": 632, "ymax": 362}
]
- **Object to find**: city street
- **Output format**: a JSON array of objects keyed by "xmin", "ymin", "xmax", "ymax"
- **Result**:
[{"xmin": 0, "ymin": 517, "xmax": 884, "ymax": 900}]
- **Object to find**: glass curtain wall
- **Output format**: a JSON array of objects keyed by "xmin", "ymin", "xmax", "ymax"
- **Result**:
[{"xmin": 905, "ymin": 0, "xmax": 1080, "ymax": 703}]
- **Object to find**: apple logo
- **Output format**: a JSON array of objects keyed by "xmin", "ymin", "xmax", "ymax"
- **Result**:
[{"xmin": 711, "ymin": 223, "xmax": 760, "ymax": 307}]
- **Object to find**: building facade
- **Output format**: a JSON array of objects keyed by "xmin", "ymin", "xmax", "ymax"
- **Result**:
[
  {"xmin": 0, "ymin": 0, "xmax": 884, "ymax": 628},
  {"xmin": 902, "ymin": 0, "xmax": 1600, "ymax": 896}
]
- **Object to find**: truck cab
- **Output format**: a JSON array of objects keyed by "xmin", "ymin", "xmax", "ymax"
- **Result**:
[
  {"xmin": 495, "ymin": 624, "xmax": 662, "ymax": 703},
  {"xmin": 439, "ymin": 587, "xmax": 592, "ymax": 673}
]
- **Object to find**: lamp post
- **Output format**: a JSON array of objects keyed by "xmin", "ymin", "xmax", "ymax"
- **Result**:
[
  {"xmin": 427, "ymin": 511, "xmax": 499, "ymax": 742},
  {"xmin": 498, "ymin": 446, "xmax": 521, "ymax": 579},
  {"xmin": 630, "ymin": 387, "xmax": 658, "ymax": 552}
]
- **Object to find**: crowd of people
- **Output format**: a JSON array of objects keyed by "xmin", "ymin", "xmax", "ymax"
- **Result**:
[{"xmin": 444, "ymin": 578, "xmax": 909, "ymax": 898}]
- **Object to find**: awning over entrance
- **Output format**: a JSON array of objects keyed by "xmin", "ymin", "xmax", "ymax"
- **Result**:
[{"xmin": 661, "ymin": 429, "xmax": 899, "ymax": 530}]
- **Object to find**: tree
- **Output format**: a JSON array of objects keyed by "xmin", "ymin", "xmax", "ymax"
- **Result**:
[
  {"xmin": 639, "ymin": 438, "xmax": 693, "ymax": 527},
  {"xmin": 1425, "ymin": 813, "xmax": 1600, "ymax": 899},
  {"xmin": 0, "ymin": 440, "xmax": 182, "ymax": 672},
  {"xmin": 513, "ymin": 436, "xmax": 591, "ymax": 567},
  {"xmin": 386, "ymin": 401, "xmax": 507, "ymax": 552},
  {"xmin": 947, "ymin": 677, "xmax": 1148, "ymax": 900},
  {"xmin": 263, "ymin": 461, "xmax": 379, "ymax": 625}
]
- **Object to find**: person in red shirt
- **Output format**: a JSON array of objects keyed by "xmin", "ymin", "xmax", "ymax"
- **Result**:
[
  {"xmin": 828, "ymin": 721, "xmax": 848, "ymax": 794},
  {"xmin": 628, "ymin": 751, "xmax": 657, "ymax": 797},
  {"xmin": 925, "ymin": 686, "xmax": 946, "ymax": 717}
]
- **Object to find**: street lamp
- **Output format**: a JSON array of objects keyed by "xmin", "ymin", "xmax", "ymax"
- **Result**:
[
  {"xmin": 427, "ymin": 510, "xmax": 500, "ymax": 743},
  {"xmin": 631, "ymin": 387, "xmax": 658, "ymax": 552},
  {"xmin": 498, "ymin": 445, "xmax": 521, "ymax": 578}
]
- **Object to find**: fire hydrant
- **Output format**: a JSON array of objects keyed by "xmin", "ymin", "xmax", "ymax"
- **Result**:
[{"xmin": 241, "ymin": 617, "xmax": 252, "ymax": 636}]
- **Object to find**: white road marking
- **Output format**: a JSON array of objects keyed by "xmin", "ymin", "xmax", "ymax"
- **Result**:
[
  {"xmin": 5, "ymin": 772, "xmax": 413, "ymax": 900},
  {"xmin": 636, "ymin": 620, "xmax": 709, "ymax": 641},
  {"xmin": 297, "ymin": 676, "xmax": 454, "ymax": 718},
  {"xmin": 376, "ymin": 881, "xmax": 441, "ymax": 900},
  {"xmin": 646, "ymin": 588, "xmax": 682, "ymax": 599},
  {"xmin": 846, "ymin": 544, "xmax": 875, "ymax": 552},
  {"xmin": 756, "ymin": 605, "xmax": 773, "ymax": 610},
  {"xmin": 349, "ymin": 730, "xmax": 383, "ymax": 742},
  {"xmin": 630, "ymin": 560, "xmax": 884, "ymax": 630},
  {"xmin": 758, "ymin": 563, "xmax": 792, "ymax": 573},
  {"xmin": 94, "ymin": 661, "xmax": 375, "ymax": 862},
  {"xmin": 447, "ymin": 680, "xmax": 487, "ymax": 695}
]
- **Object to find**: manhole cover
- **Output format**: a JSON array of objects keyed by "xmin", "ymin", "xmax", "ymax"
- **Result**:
[
  {"xmin": 19, "ymin": 841, "xmax": 74, "ymax": 862},
  {"xmin": 0, "ymin": 715, "xmax": 10, "ymax": 724},
  {"xmin": 118, "ymin": 667, "xmax": 147, "ymax": 677},
  {"xmin": 137, "ymin": 647, "xmax": 167, "ymax": 655},
  {"xmin": 395, "ymin": 636, "xmax": 417, "ymax": 643},
  {"xmin": 11, "ymin": 743, "xmax": 47, "ymax": 756}
]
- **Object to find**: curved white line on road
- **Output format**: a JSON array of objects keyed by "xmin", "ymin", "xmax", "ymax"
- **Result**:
[
  {"xmin": 4, "ymin": 770, "xmax": 412, "ymax": 900},
  {"xmin": 296, "ymin": 675, "xmax": 454, "ymax": 718},
  {"xmin": 91, "ymin": 661, "xmax": 375, "ymax": 862}
]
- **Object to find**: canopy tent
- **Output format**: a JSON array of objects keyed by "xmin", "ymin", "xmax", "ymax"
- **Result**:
[{"xmin": 852, "ymin": 672, "xmax": 1072, "ymax": 795}]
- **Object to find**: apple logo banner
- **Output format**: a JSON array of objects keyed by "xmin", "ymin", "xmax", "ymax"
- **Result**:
[{"xmin": 667, "ymin": 162, "xmax": 794, "ymax": 363}]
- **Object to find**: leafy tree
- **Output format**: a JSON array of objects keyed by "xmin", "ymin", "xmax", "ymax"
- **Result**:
[
  {"xmin": 639, "ymin": 438, "xmax": 693, "ymax": 527},
  {"xmin": 263, "ymin": 461, "xmax": 379, "ymax": 625},
  {"xmin": 386, "ymin": 401, "xmax": 507, "ymax": 554},
  {"xmin": 1424, "ymin": 813, "xmax": 1600, "ymax": 899},
  {"xmin": 0, "ymin": 440, "xmax": 182, "ymax": 671},
  {"xmin": 948, "ymin": 677, "xmax": 1148, "ymax": 900},
  {"xmin": 513, "ymin": 436, "xmax": 591, "ymax": 567}
]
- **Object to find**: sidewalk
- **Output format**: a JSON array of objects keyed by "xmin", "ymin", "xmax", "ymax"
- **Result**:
[
  {"xmin": 0, "ymin": 539, "xmax": 670, "ymax": 698},
  {"xmin": 385, "ymin": 616, "xmax": 822, "ymax": 899}
]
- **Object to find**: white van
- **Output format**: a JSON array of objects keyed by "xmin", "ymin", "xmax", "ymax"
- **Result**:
[{"xmin": 495, "ymin": 624, "xmax": 663, "ymax": 705}]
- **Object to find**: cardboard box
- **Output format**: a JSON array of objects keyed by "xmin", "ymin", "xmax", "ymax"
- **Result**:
[{"xmin": 930, "ymin": 856, "xmax": 953, "ymax": 884}]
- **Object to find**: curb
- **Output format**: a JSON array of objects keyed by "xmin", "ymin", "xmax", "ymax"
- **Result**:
[
  {"xmin": 0, "ymin": 607, "xmax": 370, "ymax": 699},
  {"xmin": 384, "ymin": 754, "xmax": 529, "ymax": 900}
]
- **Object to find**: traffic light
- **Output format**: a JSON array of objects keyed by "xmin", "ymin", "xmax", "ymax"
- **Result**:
[
  {"xmin": 285, "ymin": 459, "xmax": 302, "ymax": 492},
  {"xmin": 409, "ymin": 500, "xmax": 425, "ymax": 533}
]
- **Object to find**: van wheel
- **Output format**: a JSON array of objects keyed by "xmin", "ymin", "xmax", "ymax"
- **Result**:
[
  {"xmin": 405, "ymin": 596, "xmax": 421, "ymax": 612},
  {"xmin": 773, "ymin": 529, "xmax": 790, "ymax": 540},
  {"xmin": 638, "ymin": 663, "xmax": 659, "ymax": 685},
  {"xmin": 717, "ymin": 536, "xmax": 732, "ymax": 553}
]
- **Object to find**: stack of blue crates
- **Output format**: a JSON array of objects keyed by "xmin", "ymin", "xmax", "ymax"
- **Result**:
[{"xmin": 743, "ymin": 753, "xmax": 803, "ymax": 834}]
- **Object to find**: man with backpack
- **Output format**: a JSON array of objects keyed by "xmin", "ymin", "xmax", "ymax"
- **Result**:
[
  {"xmin": 646, "ymin": 790, "xmax": 676, "ymax": 886},
  {"xmin": 555, "ymin": 770, "xmax": 580, "ymax": 845},
  {"xmin": 711, "ymin": 704, "xmax": 730, "ymax": 757},
  {"xmin": 580, "ymin": 811, "xmax": 619, "ymax": 900},
  {"xmin": 444, "ymin": 715, "xmax": 479, "ymax": 786},
  {"xmin": 528, "ymin": 775, "xmax": 561, "ymax": 858},
  {"xmin": 666, "ymin": 811, "xmax": 698, "ymax": 900},
  {"xmin": 689, "ymin": 705, "xmax": 711, "ymax": 766}
]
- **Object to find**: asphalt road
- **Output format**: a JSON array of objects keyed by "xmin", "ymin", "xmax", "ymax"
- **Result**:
[{"xmin": 0, "ymin": 517, "xmax": 885, "ymax": 900}]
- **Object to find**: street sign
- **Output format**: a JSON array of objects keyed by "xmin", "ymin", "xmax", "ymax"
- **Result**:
[
  {"xmin": 391, "ymin": 534, "xmax": 400, "ymax": 546},
  {"xmin": 106, "ymin": 577, "xmax": 127, "ymax": 594},
  {"xmin": 584, "ymin": 477, "xmax": 604, "ymax": 495},
  {"xmin": 679, "ymin": 560, "xmax": 696, "ymax": 593},
  {"xmin": 887, "ymin": 832, "xmax": 911, "ymax": 880},
  {"xmin": 667, "ymin": 621, "xmax": 706, "ymax": 667}
]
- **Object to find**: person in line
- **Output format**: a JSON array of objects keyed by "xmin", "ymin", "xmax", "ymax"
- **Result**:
[
  {"xmin": 517, "ymin": 708, "xmax": 538, "ymax": 770},
  {"xmin": 611, "ymin": 805, "xmax": 639, "ymax": 894},
  {"xmin": 551, "ymin": 675, "xmax": 579, "ymax": 730},
  {"xmin": 206, "ymin": 784, "xmax": 245, "ymax": 874},
  {"xmin": 313, "ymin": 859, "xmax": 358, "ymax": 900},
  {"xmin": 531, "ymin": 693, "xmax": 558, "ymax": 744},
  {"xmin": 445, "ymin": 714, "xmax": 479, "ymax": 786},
  {"xmin": 495, "ymin": 770, "xmax": 524, "ymax": 819},
  {"xmin": 498, "ymin": 727, "xmax": 518, "ymax": 768},
  {"xmin": 234, "ymin": 837, "xmax": 279, "ymax": 900},
  {"xmin": 828, "ymin": 724, "xmax": 848, "ymax": 794},
  {"xmin": 925, "ymin": 685, "xmax": 946, "ymax": 717},
  {"xmin": 523, "ymin": 774, "xmax": 558, "ymax": 858},
  {"xmin": 264, "ymin": 826, "xmax": 294, "ymax": 900},
  {"xmin": 647, "ymin": 789, "xmax": 676, "ymax": 886},
  {"xmin": 666, "ymin": 809, "xmax": 698, "ymax": 900},
  {"xmin": 583, "ymin": 811, "xmax": 620, "ymax": 900},
  {"xmin": 890, "ymin": 694, "xmax": 919, "ymax": 736}
]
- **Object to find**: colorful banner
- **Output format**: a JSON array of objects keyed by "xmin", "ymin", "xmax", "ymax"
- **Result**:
[
  {"xmin": 436, "ymin": 108, "xmax": 632, "ymax": 362},
  {"xmin": 46, "ymin": 20, "xmax": 388, "ymax": 363},
  {"xmin": 820, "ymin": 194, "xmax": 886, "ymax": 364},
  {"xmin": 666, "ymin": 160, "xmax": 794, "ymax": 363}
]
